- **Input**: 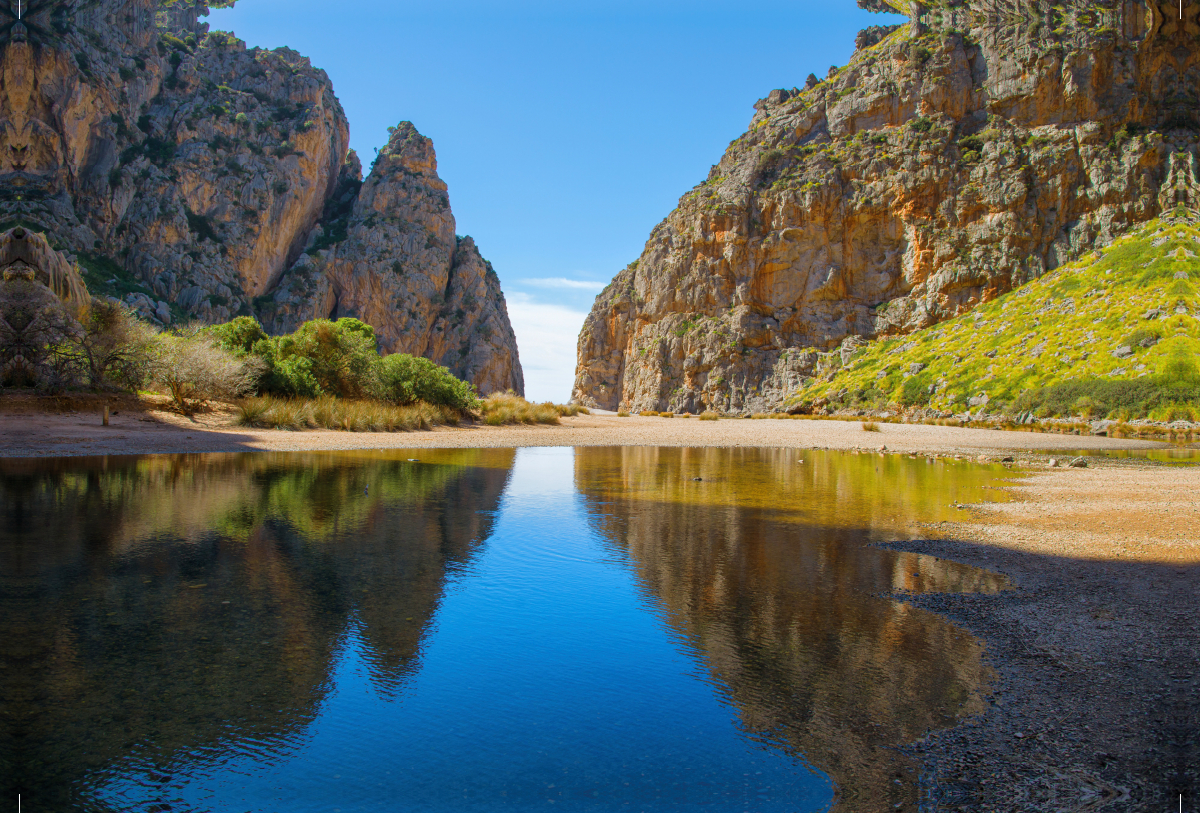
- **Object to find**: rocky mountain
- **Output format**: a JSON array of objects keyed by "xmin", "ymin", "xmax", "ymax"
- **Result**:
[
  {"xmin": 573, "ymin": 0, "xmax": 1199, "ymax": 413},
  {"xmin": 0, "ymin": 0, "xmax": 523, "ymax": 395}
]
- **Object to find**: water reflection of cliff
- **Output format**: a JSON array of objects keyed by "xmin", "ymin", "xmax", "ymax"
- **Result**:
[
  {"xmin": 575, "ymin": 447, "xmax": 1008, "ymax": 813},
  {"xmin": 0, "ymin": 449, "xmax": 514, "ymax": 809}
]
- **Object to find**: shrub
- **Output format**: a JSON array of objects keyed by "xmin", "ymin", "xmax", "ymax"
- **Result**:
[
  {"xmin": 1007, "ymin": 374, "xmax": 1200, "ymax": 419},
  {"xmin": 862, "ymin": 421, "xmax": 881, "ymax": 432},
  {"xmin": 659, "ymin": 411, "xmax": 674, "ymax": 418},
  {"xmin": 54, "ymin": 300, "xmax": 158, "ymax": 391},
  {"xmin": 479, "ymin": 392, "xmax": 560, "ymax": 425},
  {"xmin": 638, "ymin": 410, "xmax": 658, "ymax": 417},
  {"xmin": 617, "ymin": 410, "xmax": 631, "ymax": 417},
  {"xmin": 375, "ymin": 353, "xmax": 479, "ymax": 411},
  {"xmin": 155, "ymin": 329, "xmax": 263, "ymax": 413},
  {"xmin": 899, "ymin": 373, "xmax": 933, "ymax": 406},
  {"xmin": 203, "ymin": 315, "xmax": 268, "ymax": 356},
  {"xmin": 271, "ymin": 318, "xmax": 378, "ymax": 398},
  {"xmin": 699, "ymin": 411, "xmax": 719, "ymax": 421}
]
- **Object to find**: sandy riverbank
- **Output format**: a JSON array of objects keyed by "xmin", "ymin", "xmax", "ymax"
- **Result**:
[
  {"xmin": 893, "ymin": 466, "xmax": 1200, "ymax": 811},
  {"xmin": 0, "ymin": 404, "xmax": 1178, "ymax": 458}
]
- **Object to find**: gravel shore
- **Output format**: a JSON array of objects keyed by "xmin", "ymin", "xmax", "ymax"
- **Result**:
[
  {"xmin": 0, "ymin": 407, "xmax": 1174, "ymax": 458},
  {"xmin": 891, "ymin": 467, "xmax": 1200, "ymax": 811}
]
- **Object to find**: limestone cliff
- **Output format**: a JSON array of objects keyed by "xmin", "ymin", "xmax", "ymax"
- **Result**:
[
  {"xmin": 0, "ymin": 0, "xmax": 523, "ymax": 395},
  {"xmin": 573, "ymin": 0, "xmax": 1199, "ymax": 413},
  {"xmin": 261, "ymin": 124, "xmax": 523, "ymax": 395}
]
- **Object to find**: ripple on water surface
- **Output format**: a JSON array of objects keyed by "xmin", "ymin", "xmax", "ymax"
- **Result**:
[{"xmin": 0, "ymin": 447, "xmax": 1015, "ymax": 812}]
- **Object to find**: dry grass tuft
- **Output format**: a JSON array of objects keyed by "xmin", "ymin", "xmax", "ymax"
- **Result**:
[
  {"xmin": 236, "ymin": 395, "xmax": 457, "ymax": 432},
  {"xmin": 862, "ymin": 421, "xmax": 881, "ymax": 432},
  {"xmin": 479, "ymin": 392, "xmax": 561, "ymax": 426},
  {"xmin": 698, "ymin": 411, "xmax": 719, "ymax": 421},
  {"xmin": 638, "ymin": 410, "xmax": 658, "ymax": 417},
  {"xmin": 658, "ymin": 411, "xmax": 674, "ymax": 418},
  {"xmin": 617, "ymin": 411, "xmax": 631, "ymax": 417}
]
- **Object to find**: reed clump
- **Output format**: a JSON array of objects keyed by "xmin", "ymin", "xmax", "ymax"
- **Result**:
[
  {"xmin": 617, "ymin": 411, "xmax": 631, "ymax": 417},
  {"xmin": 862, "ymin": 421, "xmax": 881, "ymax": 432},
  {"xmin": 698, "ymin": 411, "xmax": 719, "ymax": 421},
  {"xmin": 638, "ymin": 410, "xmax": 658, "ymax": 417},
  {"xmin": 658, "ymin": 411, "xmax": 674, "ymax": 418}
]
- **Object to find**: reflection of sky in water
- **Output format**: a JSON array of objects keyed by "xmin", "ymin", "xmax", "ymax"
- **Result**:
[{"xmin": 94, "ymin": 448, "xmax": 831, "ymax": 813}]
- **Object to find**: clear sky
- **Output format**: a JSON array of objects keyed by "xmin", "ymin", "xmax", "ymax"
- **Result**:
[{"xmin": 207, "ymin": 0, "xmax": 903, "ymax": 402}]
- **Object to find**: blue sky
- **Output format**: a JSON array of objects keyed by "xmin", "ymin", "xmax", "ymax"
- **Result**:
[{"xmin": 208, "ymin": 0, "xmax": 903, "ymax": 401}]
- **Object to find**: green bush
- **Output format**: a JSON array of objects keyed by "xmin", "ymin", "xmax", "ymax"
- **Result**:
[
  {"xmin": 199, "ymin": 316, "xmax": 481, "ymax": 408},
  {"xmin": 1008, "ymin": 376, "xmax": 1200, "ymax": 419},
  {"xmin": 375, "ymin": 353, "xmax": 479, "ymax": 410},
  {"xmin": 204, "ymin": 316, "xmax": 268, "ymax": 356},
  {"xmin": 258, "ymin": 349, "xmax": 321, "ymax": 398},
  {"xmin": 269, "ymin": 318, "xmax": 377, "ymax": 398},
  {"xmin": 899, "ymin": 373, "xmax": 933, "ymax": 406}
]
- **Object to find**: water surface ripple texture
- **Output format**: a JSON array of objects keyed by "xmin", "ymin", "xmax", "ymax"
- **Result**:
[{"xmin": 0, "ymin": 447, "xmax": 1014, "ymax": 812}]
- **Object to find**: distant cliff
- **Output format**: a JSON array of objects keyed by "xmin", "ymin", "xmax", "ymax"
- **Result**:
[
  {"xmin": 573, "ymin": 0, "xmax": 1197, "ymax": 413},
  {"xmin": 0, "ymin": 0, "xmax": 523, "ymax": 395}
]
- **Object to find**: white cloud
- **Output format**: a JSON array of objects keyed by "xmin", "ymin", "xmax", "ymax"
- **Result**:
[
  {"xmin": 517, "ymin": 277, "xmax": 607, "ymax": 291},
  {"xmin": 505, "ymin": 292, "xmax": 588, "ymax": 404}
]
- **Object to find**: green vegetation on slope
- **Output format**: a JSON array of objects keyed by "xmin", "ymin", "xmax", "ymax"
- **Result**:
[{"xmin": 787, "ymin": 219, "xmax": 1200, "ymax": 421}]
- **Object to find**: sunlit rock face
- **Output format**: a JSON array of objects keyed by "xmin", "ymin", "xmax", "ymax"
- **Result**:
[
  {"xmin": 573, "ymin": 0, "xmax": 1200, "ymax": 413},
  {"xmin": 0, "ymin": 0, "xmax": 523, "ymax": 394}
]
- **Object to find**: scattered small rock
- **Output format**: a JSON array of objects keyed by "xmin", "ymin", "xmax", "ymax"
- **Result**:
[{"xmin": 1069, "ymin": 457, "xmax": 1088, "ymax": 468}]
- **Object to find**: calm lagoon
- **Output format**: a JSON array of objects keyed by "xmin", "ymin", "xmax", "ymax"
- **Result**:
[{"xmin": 0, "ymin": 446, "xmax": 1014, "ymax": 812}]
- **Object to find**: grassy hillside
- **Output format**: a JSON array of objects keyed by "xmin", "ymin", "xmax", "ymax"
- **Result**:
[{"xmin": 787, "ymin": 218, "xmax": 1200, "ymax": 421}]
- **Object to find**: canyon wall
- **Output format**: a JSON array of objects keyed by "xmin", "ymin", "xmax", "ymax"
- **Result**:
[
  {"xmin": 574, "ymin": 0, "xmax": 1197, "ymax": 413},
  {"xmin": 0, "ymin": 0, "xmax": 522, "ymax": 394}
]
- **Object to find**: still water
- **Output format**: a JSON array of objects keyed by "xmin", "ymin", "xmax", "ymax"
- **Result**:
[{"xmin": 0, "ymin": 447, "xmax": 1014, "ymax": 812}]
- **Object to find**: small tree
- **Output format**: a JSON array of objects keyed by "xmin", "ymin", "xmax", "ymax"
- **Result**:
[
  {"xmin": 155, "ymin": 329, "xmax": 263, "ymax": 413},
  {"xmin": 53, "ymin": 300, "xmax": 158, "ymax": 391}
]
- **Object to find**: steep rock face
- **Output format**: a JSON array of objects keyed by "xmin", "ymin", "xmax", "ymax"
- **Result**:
[
  {"xmin": 574, "ymin": 0, "xmax": 1198, "ymax": 413},
  {"xmin": 0, "ymin": 0, "xmax": 523, "ymax": 395},
  {"xmin": 262, "ymin": 124, "xmax": 523, "ymax": 394}
]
